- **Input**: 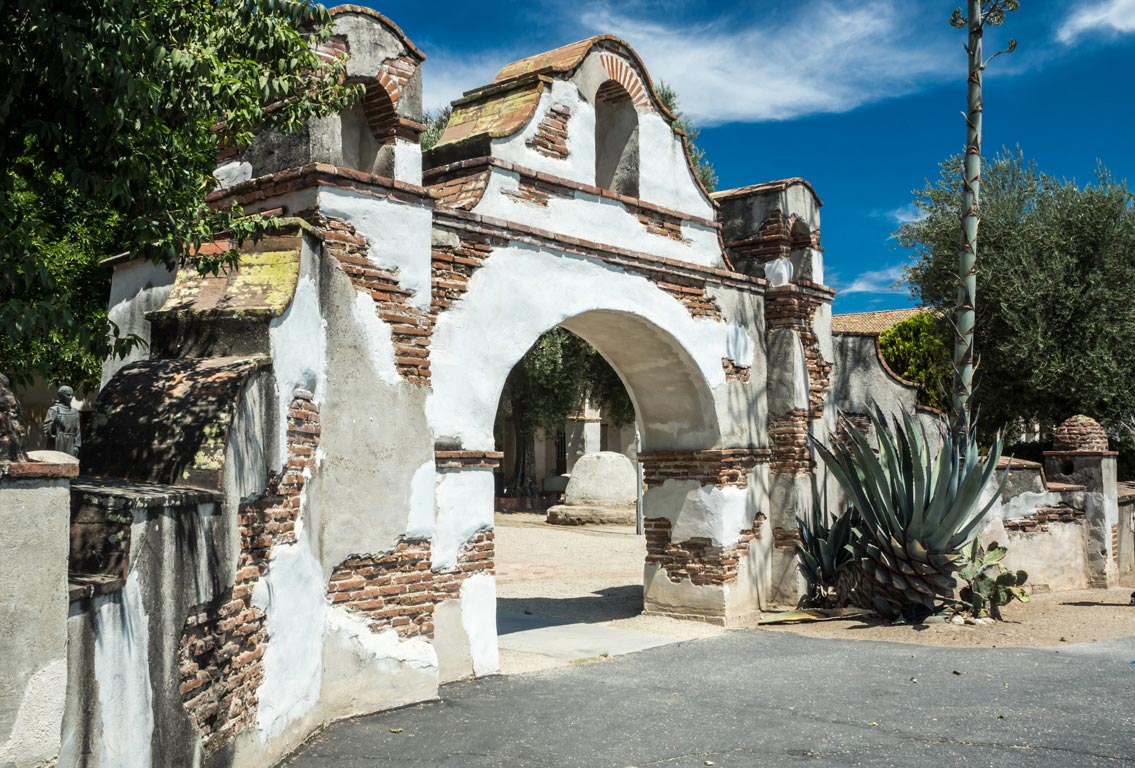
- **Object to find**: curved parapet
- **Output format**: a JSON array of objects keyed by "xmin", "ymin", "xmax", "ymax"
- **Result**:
[{"xmin": 428, "ymin": 35, "xmax": 713, "ymax": 219}]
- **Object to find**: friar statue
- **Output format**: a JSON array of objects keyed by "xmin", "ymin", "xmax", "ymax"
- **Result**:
[
  {"xmin": 42, "ymin": 384, "xmax": 82, "ymax": 457},
  {"xmin": 0, "ymin": 373, "xmax": 28, "ymax": 462}
]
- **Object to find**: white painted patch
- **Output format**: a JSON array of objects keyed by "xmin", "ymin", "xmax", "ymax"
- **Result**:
[
  {"xmin": 427, "ymin": 244, "xmax": 746, "ymax": 449},
  {"xmin": 319, "ymin": 188, "xmax": 432, "ymax": 310},
  {"xmin": 459, "ymin": 574, "xmax": 499, "ymax": 676},
  {"xmin": 724, "ymin": 324, "xmax": 755, "ymax": 368},
  {"xmin": 324, "ymin": 606, "xmax": 438, "ymax": 671},
  {"xmin": 473, "ymin": 169, "xmax": 722, "ymax": 268},
  {"xmin": 647, "ymin": 480, "xmax": 750, "ymax": 547},
  {"xmin": 348, "ymin": 290, "xmax": 401, "ymax": 386},
  {"xmin": 813, "ymin": 303, "xmax": 833, "ymax": 362},
  {"xmin": 636, "ymin": 112, "xmax": 715, "ymax": 219},
  {"xmin": 214, "ymin": 159, "xmax": 253, "ymax": 188},
  {"xmin": 0, "ymin": 659, "xmax": 66, "ymax": 766},
  {"xmin": 405, "ymin": 460, "xmax": 437, "ymax": 539},
  {"xmin": 92, "ymin": 571, "xmax": 153, "ymax": 768},
  {"xmin": 270, "ymin": 273, "xmax": 328, "ymax": 463},
  {"xmin": 493, "ymin": 80, "xmax": 595, "ymax": 185},
  {"xmin": 765, "ymin": 257, "xmax": 793, "ymax": 286},
  {"xmin": 431, "ymin": 470, "xmax": 494, "ymax": 570},
  {"xmin": 392, "ymin": 138, "xmax": 423, "ymax": 186},
  {"xmin": 252, "ymin": 536, "xmax": 326, "ymax": 743}
]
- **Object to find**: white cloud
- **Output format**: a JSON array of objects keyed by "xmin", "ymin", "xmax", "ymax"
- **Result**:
[
  {"xmin": 1058, "ymin": 0, "xmax": 1135, "ymax": 44},
  {"xmin": 835, "ymin": 264, "xmax": 907, "ymax": 295},
  {"xmin": 878, "ymin": 203, "xmax": 926, "ymax": 227},
  {"xmin": 421, "ymin": 49, "xmax": 517, "ymax": 113},
  {"xmin": 573, "ymin": 0, "xmax": 957, "ymax": 125}
]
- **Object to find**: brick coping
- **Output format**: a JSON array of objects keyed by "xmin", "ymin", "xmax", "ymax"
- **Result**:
[
  {"xmin": 434, "ymin": 208, "xmax": 766, "ymax": 295},
  {"xmin": 0, "ymin": 460, "xmax": 79, "ymax": 480},
  {"xmin": 1043, "ymin": 450, "xmax": 1119, "ymax": 457},
  {"xmin": 424, "ymin": 156, "xmax": 721, "ymax": 229}
]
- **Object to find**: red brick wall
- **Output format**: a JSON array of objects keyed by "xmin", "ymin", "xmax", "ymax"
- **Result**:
[
  {"xmin": 645, "ymin": 515, "xmax": 766, "ymax": 586},
  {"xmin": 178, "ymin": 390, "xmax": 319, "ymax": 750},
  {"xmin": 526, "ymin": 105, "xmax": 571, "ymax": 159},
  {"xmin": 768, "ymin": 409, "xmax": 812, "ymax": 475},
  {"xmin": 639, "ymin": 449, "xmax": 770, "ymax": 488},
  {"xmin": 327, "ymin": 531, "xmax": 494, "ymax": 639},
  {"xmin": 1003, "ymin": 506, "xmax": 1086, "ymax": 532}
]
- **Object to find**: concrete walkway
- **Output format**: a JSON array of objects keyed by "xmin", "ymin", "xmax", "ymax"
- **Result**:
[
  {"xmin": 497, "ymin": 609, "xmax": 681, "ymax": 660},
  {"xmin": 282, "ymin": 631, "xmax": 1135, "ymax": 767}
]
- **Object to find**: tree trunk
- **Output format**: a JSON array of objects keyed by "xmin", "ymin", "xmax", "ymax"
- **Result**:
[{"xmin": 953, "ymin": 0, "xmax": 983, "ymax": 453}]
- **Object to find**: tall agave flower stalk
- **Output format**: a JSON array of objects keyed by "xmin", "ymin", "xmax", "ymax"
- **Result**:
[
  {"xmin": 813, "ymin": 410, "xmax": 1005, "ymax": 619},
  {"xmin": 949, "ymin": 0, "xmax": 1018, "ymax": 452}
]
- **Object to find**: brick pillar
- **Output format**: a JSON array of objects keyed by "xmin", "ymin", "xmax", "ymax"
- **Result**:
[
  {"xmin": 639, "ymin": 449, "xmax": 770, "ymax": 625},
  {"xmin": 764, "ymin": 282, "xmax": 835, "ymax": 605}
]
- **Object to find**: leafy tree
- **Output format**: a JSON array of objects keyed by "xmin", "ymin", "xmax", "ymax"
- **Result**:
[
  {"xmin": 947, "ymin": 0, "xmax": 1018, "ymax": 448},
  {"xmin": 899, "ymin": 149, "xmax": 1135, "ymax": 436},
  {"xmin": 878, "ymin": 312, "xmax": 953, "ymax": 412},
  {"xmin": 1, "ymin": 0, "xmax": 361, "ymax": 387},
  {"xmin": 420, "ymin": 107, "xmax": 451, "ymax": 152},
  {"xmin": 656, "ymin": 81, "xmax": 717, "ymax": 193},
  {"xmin": 497, "ymin": 328, "xmax": 634, "ymax": 497}
]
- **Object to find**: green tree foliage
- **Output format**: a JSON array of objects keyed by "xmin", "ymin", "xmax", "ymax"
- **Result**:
[
  {"xmin": 497, "ymin": 328, "xmax": 634, "ymax": 496},
  {"xmin": 654, "ymin": 82, "xmax": 717, "ymax": 193},
  {"xmin": 420, "ymin": 107, "xmax": 451, "ymax": 152},
  {"xmin": 878, "ymin": 312, "xmax": 953, "ymax": 412},
  {"xmin": 899, "ymin": 149, "xmax": 1135, "ymax": 434},
  {"xmin": 1, "ymin": 0, "xmax": 361, "ymax": 387}
]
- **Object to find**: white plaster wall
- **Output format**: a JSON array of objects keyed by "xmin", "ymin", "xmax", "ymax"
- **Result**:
[
  {"xmin": 405, "ymin": 460, "xmax": 437, "ymax": 539},
  {"xmin": 643, "ymin": 564, "xmax": 725, "ymax": 622},
  {"xmin": 984, "ymin": 520, "xmax": 1091, "ymax": 592},
  {"xmin": 647, "ymin": 480, "xmax": 750, "ymax": 547},
  {"xmin": 473, "ymin": 169, "xmax": 723, "ymax": 269},
  {"xmin": 493, "ymin": 79, "xmax": 594, "ymax": 185},
  {"xmin": 459, "ymin": 574, "xmax": 499, "ymax": 676},
  {"xmin": 319, "ymin": 188, "xmax": 432, "ymax": 310},
  {"xmin": 427, "ymin": 244, "xmax": 747, "ymax": 450},
  {"xmin": 91, "ymin": 572, "xmax": 154, "ymax": 768},
  {"xmin": 347, "ymin": 289, "xmax": 400, "ymax": 386},
  {"xmin": 0, "ymin": 659, "xmax": 66, "ymax": 768},
  {"xmin": 636, "ymin": 112, "xmax": 714, "ymax": 219},
  {"xmin": 392, "ymin": 139, "xmax": 423, "ymax": 186},
  {"xmin": 431, "ymin": 470, "xmax": 494, "ymax": 570},
  {"xmin": 269, "ymin": 239, "xmax": 328, "ymax": 466}
]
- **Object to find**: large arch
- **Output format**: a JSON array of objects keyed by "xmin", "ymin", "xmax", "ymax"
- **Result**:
[{"xmin": 426, "ymin": 244, "xmax": 735, "ymax": 453}]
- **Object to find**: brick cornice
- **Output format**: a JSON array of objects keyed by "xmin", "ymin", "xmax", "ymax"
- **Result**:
[
  {"xmin": 206, "ymin": 163, "xmax": 434, "ymax": 210},
  {"xmin": 424, "ymin": 156, "xmax": 721, "ymax": 230},
  {"xmin": 433, "ymin": 208, "xmax": 765, "ymax": 296}
]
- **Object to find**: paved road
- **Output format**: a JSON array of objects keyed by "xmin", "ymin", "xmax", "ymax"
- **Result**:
[{"xmin": 283, "ymin": 631, "xmax": 1135, "ymax": 767}]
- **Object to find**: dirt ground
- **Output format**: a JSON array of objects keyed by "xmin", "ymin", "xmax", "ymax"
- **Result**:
[{"xmin": 494, "ymin": 512, "xmax": 1135, "ymax": 651}]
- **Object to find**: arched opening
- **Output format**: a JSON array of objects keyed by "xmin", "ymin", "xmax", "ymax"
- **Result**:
[
  {"xmin": 594, "ymin": 80, "xmax": 640, "ymax": 197},
  {"xmin": 471, "ymin": 310, "xmax": 721, "ymax": 673},
  {"xmin": 340, "ymin": 79, "xmax": 398, "ymax": 176}
]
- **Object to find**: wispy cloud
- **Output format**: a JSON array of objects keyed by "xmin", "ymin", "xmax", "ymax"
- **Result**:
[
  {"xmin": 1057, "ymin": 0, "xmax": 1135, "ymax": 44},
  {"xmin": 834, "ymin": 264, "xmax": 907, "ymax": 296},
  {"xmin": 422, "ymin": 49, "xmax": 517, "ymax": 113},
  {"xmin": 573, "ymin": 0, "xmax": 957, "ymax": 125}
]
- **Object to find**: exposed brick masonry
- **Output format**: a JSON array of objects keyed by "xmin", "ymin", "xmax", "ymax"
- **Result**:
[
  {"xmin": 639, "ymin": 448, "xmax": 770, "ymax": 489},
  {"xmin": 1003, "ymin": 506, "xmax": 1085, "ymax": 532},
  {"xmin": 526, "ymin": 105, "xmax": 571, "ymax": 159},
  {"xmin": 178, "ymin": 390, "xmax": 319, "ymax": 751},
  {"xmin": 721, "ymin": 358, "xmax": 751, "ymax": 382},
  {"xmin": 308, "ymin": 213, "xmax": 433, "ymax": 385},
  {"xmin": 766, "ymin": 285, "xmax": 833, "ymax": 415},
  {"xmin": 645, "ymin": 515, "xmax": 766, "ymax": 586},
  {"xmin": 1052, "ymin": 415, "xmax": 1110, "ymax": 453},
  {"xmin": 768, "ymin": 409, "xmax": 812, "ymax": 475},
  {"xmin": 326, "ymin": 531, "xmax": 494, "ymax": 639}
]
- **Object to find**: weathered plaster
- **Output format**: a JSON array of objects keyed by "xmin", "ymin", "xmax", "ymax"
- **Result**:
[
  {"xmin": 102, "ymin": 258, "xmax": 176, "ymax": 386},
  {"xmin": 432, "ymin": 470, "xmax": 494, "ymax": 570},
  {"xmin": 319, "ymin": 188, "xmax": 432, "ymax": 310},
  {"xmin": 459, "ymin": 574, "xmax": 499, "ymax": 676},
  {"xmin": 427, "ymin": 243, "xmax": 742, "ymax": 451}
]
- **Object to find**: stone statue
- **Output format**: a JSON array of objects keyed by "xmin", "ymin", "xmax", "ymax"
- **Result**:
[
  {"xmin": 0, "ymin": 373, "xmax": 28, "ymax": 463},
  {"xmin": 42, "ymin": 385, "xmax": 82, "ymax": 457}
]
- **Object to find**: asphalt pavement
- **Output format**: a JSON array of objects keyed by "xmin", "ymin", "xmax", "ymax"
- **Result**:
[{"xmin": 282, "ymin": 629, "xmax": 1135, "ymax": 768}]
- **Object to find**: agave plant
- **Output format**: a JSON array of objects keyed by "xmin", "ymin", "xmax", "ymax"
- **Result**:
[
  {"xmin": 796, "ymin": 501, "xmax": 857, "ymax": 608},
  {"xmin": 813, "ymin": 409, "xmax": 1005, "ymax": 620}
]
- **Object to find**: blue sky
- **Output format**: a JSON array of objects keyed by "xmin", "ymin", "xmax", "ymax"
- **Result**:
[{"xmin": 360, "ymin": 0, "xmax": 1135, "ymax": 313}]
